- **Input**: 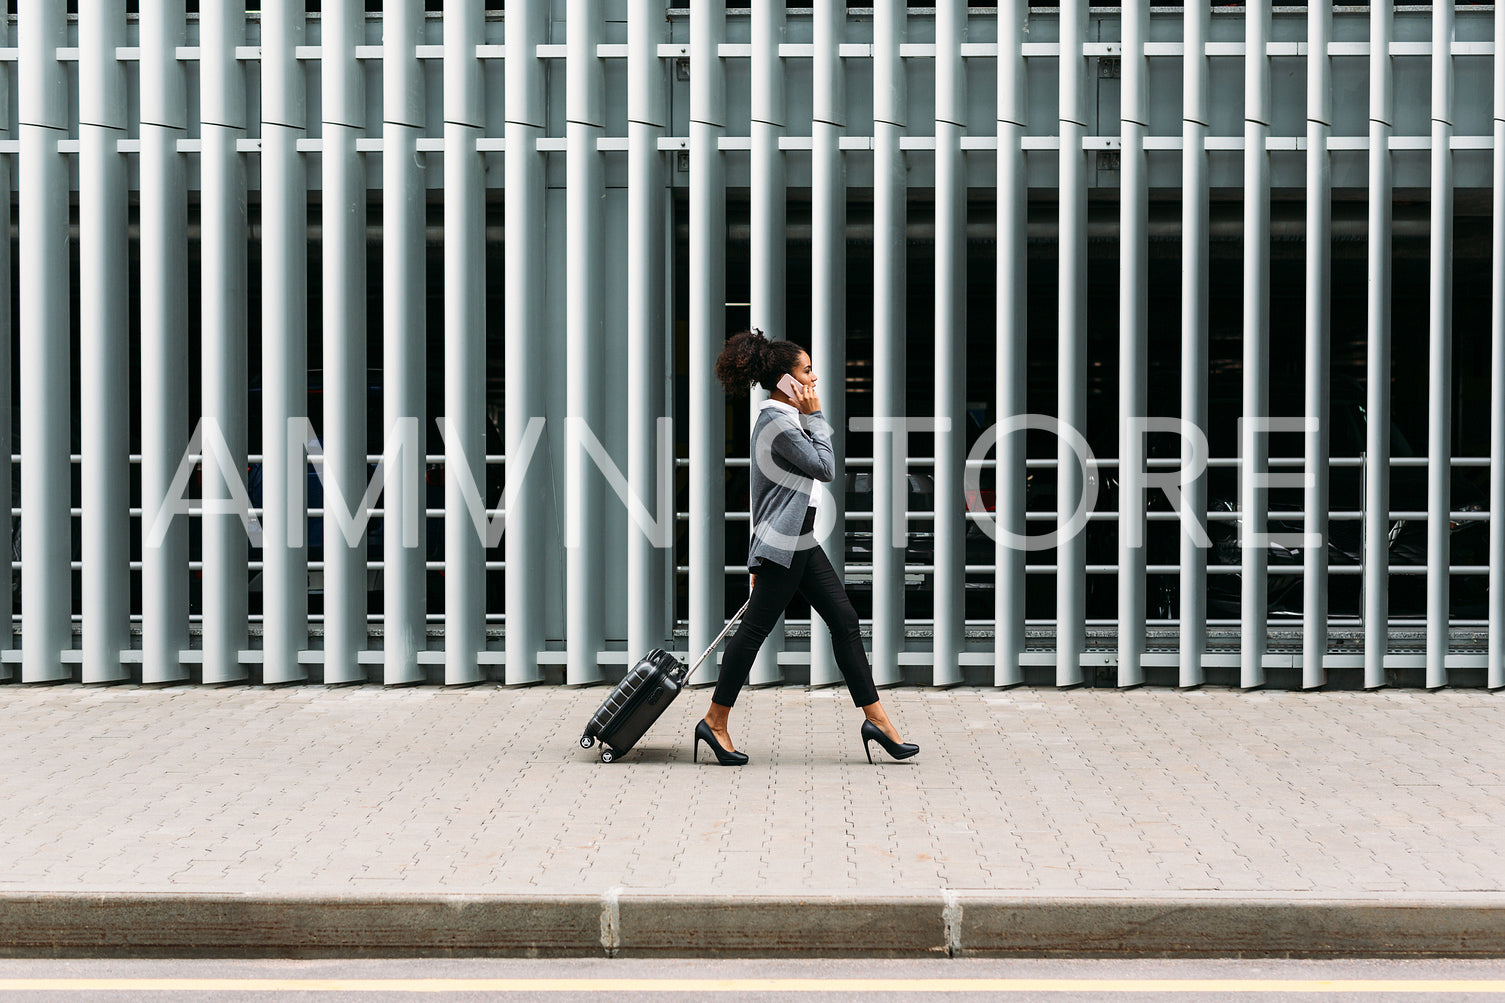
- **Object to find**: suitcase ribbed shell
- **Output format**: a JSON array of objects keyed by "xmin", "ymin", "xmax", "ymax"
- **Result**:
[{"xmin": 585, "ymin": 648, "xmax": 684, "ymax": 738}]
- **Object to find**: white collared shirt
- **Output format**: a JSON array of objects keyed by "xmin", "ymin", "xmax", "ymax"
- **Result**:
[{"xmin": 759, "ymin": 397, "xmax": 819, "ymax": 514}]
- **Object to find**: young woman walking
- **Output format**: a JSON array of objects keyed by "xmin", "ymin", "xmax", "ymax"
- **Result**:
[{"xmin": 697, "ymin": 328, "xmax": 919, "ymax": 767}]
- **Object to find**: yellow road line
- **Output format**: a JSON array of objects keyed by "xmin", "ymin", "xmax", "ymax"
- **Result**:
[{"xmin": 1, "ymin": 979, "xmax": 1505, "ymax": 993}]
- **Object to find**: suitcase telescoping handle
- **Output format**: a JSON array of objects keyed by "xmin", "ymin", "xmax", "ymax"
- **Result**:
[{"xmin": 682, "ymin": 596, "xmax": 754, "ymax": 681}]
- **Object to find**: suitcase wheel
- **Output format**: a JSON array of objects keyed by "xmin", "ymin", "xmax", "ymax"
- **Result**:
[
  {"xmin": 579, "ymin": 733, "xmax": 595, "ymax": 749},
  {"xmin": 600, "ymin": 748, "xmax": 615, "ymax": 764}
]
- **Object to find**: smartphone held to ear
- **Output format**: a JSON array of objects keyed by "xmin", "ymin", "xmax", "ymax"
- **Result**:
[{"xmin": 775, "ymin": 373, "xmax": 802, "ymax": 399}]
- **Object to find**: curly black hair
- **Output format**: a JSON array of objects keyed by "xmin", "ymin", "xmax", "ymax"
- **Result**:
[{"xmin": 714, "ymin": 328, "xmax": 807, "ymax": 399}]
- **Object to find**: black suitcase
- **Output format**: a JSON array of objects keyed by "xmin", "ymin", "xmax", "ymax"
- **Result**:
[{"xmin": 579, "ymin": 598, "xmax": 752, "ymax": 763}]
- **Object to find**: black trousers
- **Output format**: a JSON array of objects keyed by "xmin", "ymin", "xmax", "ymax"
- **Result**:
[{"xmin": 713, "ymin": 507, "xmax": 880, "ymax": 709}]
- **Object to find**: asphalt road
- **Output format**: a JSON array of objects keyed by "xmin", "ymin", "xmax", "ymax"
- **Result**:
[{"xmin": 3, "ymin": 957, "xmax": 1505, "ymax": 1002}]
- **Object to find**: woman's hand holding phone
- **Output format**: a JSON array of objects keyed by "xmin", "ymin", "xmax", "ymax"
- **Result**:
[
  {"xmin": 778, "ymin": 375, "xmax": 821, "ymax": 415},
  {"xmin": 794, "ymin": 381, "xmax": 821, "ymax": 415},
  {"xmin": 775, "ymin": 372, "xmax": 820, "ymax": 414}
]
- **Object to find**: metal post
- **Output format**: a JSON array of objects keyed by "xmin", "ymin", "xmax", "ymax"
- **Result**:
[
  {"xmin": 261, "ymin": 0, "xmax": 309, "ymax": 686},
  {"xmin": 0, "ymin": 14, "xmax": 11, "ymax": 677},
  {"xmin": 565, "ymin": 0, "xmax": 605, "ymax": 687},
  {"xmin": 995, "ymin": 0, "xmax": 1026, "ymax": 689},
  {"xmin": 384, "ymin": 0, "xmax": 427, "ymax": 686},
  {"xmin": 1492, "ymin": 0, "xmax": 1505, "ymax": 691},
  {"xmin": 139, "ymin": 0, "xmax": 191, "ymax": 685},
  {"xmin": 1179, "ymin": 0, "xmax": 1210, "ymax": 690},
  {"xmin": 322, "ymin": 0, "xmax": 368, "ymax": 685},
  {"xmin": 1240, "ymin": 0, "xmax": 1271, "ymax": 690},
  {"xmin": 627, "ymin": 0, "xmax": 669, "ymax": 663},
  {"xmin": 18, "ymin": 0, "xmax": 71, "ymax": 683},
  {"xmin": 810, "ymin": 1, "xmax": 845, "ymax": 689},
  {"xmin": 200, "ymin": 1, "xmax": 250, "ymax": 686},
  {"xmin": 1426, "ymin": 0, "xmax": 1454, "ymax": 691},
  {"xmin": 1303, "ymin": 0, "xmax": 1332, "ymax": 691},
  {"xmin": 871, "ymin": 0, "xmax": 907, "ymax": 689},
  {"xmin": 1365, "ymin": 1, "xmax": 1393, "ymax": 690},
  {"xmin": 445, "ymin": 0, "xmax": 486, "ymax": 686},
  {"xmin": 1117, "ymin": 0, "xmax": 1149, "ymax": 689},
  {"xmin": 661, "ymin": 162, "xmax": 677, "ymax": 651},
  {"xmin": 687, "ymin": 0, "xmax": 727, "ymax": 684},
  {"xmin": 932, "ymin": 0, "xmax": 965, "ymax": 689},
  {"xmin": 1057, "ymin": 0, "xmax": 1088, "ymax": 688},
  {"xmin": 504, "ymin": 0, "xmax": 546, "ymax": 686},
  {"xmin": 79, "ymin": 0, "xmax": 132, "ymax": 684},
  {"xmin": 750, "ymin": 0, "xmax": 788, "ymax": 688}
]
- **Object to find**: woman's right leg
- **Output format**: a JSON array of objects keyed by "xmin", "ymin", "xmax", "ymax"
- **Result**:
[
  {"xmin": 796, "ymin": 545, "xmax": 880, "ymax": 709},
  {"xmin": 795, "ymin": 545, "xmax": 907, "ymax": 745}
]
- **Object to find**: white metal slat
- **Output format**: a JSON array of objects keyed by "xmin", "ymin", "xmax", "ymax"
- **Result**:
[
  {"xmin": 1241, "ymin": 2, "xmax": 1271, "ymax": 690},
  {"xmin": 626, "ymin": 0, "xmax": 671, "ymax": 665},
  {"xmin": 139, "ymin": 1, "xmax": 192, "ymax": 685},
  {"xmin": 1493, "ymin": 0, "xmax": 1505, "ymax": 691},
  {"xmin": 686, "ymin": 0, "xmax": 729, "ymax": 687},
  {"xmin": 995, "ymin": 0, "xmax": 1027, "ymax": 689},
  {"xmin": 260, "ymin": 2, "xmax": 310, "ymax": 686},
  {"xmin": 383, "ymin": 0, "xmax": 428, "ymax": 686},
  {"xmin": 933, "ymin": 0, "xmax": 966, "ymax": 688},
  {"xmin": 565, "ymin": 0, "xmax": 606, "ymax": 687},
  {"xmin": 1303, "ymin": 1, "xmax": 1332, "ymax": 690},
  {"xmin": 1427, "ymin": 2, "xmax": 1455, "ymax": 690},
  {"xmin": 503, "ymin": 0, "xmax": 547, "ymax": 687},
  {"xmin": 1365, "ymin": 4, "xmax": 1394, "ymax": 690},
  {"xmin": 444, "ymin": 0, "xmax": 487, "ymax": 686},
  {"xmin": 1057, "ymin": 0, "xmax": 1089, "ymax": 688},
  {"xmin": 751, "ymin": 2, "xmax": 791, "ymax": 688},
  {"xmin": 811, "ymin": 0, "xmax": 848, "ymax": 690},
  {"xmin": 870, "ymin": 0, "xmax": 907, "ymax": 690},
  {"xmin": 0, "ymin": 18, "xmax": 11, "ymax": 680},
  {"xmin": 321, "ymin": 0, "xmax": 370, "ymax": 686},
  {"xmin": 200, "ymin": 5, "xmax": 252, "ymax": 686},
  {"xmin": 78, "ymin": 0, "xmax": 132, "ymax": 685},
  {"xmin": 1117, "ymin": 0, "xmax": 1149, "ymax": 689},
  {"xmin": 1180, "ymin": 0, "xmax": 1210, "ymax": 690}
]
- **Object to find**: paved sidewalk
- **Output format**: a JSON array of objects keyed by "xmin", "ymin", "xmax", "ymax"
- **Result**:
[{"xmin": 0, "ymin": 683, "xmax": 1502, "ymax": 956}]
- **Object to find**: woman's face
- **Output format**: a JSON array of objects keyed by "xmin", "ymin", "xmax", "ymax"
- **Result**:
[{"xmin": 791, "ymin": 351, "xmax": 817, "ymax": 390}]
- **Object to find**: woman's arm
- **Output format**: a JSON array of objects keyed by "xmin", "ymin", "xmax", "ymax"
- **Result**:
[{"xmin": 769, "ymin": 410, "xmax": 836, "ymax": 482}]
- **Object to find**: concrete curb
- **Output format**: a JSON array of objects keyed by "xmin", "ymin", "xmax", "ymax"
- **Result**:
[{"xmin": 5, "ymin": 892, "xmax": 1505, "ymax": 958}]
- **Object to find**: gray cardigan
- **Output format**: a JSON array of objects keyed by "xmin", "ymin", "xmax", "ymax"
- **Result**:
[{"xmin": 746, "ymin": 405, "xmax": 836, "ymax": 572}]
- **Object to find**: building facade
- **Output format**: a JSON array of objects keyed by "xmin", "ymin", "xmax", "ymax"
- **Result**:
[{"xmin": 2, "ymin": 2, "xmax": 1501, "ymax": 690}]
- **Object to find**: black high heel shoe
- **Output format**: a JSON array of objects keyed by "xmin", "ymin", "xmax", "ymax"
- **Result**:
[
  {"xmin": 694, "ymin": 719, "xmax": 749, "ymax": 766},
  {"xmin": 861, "ymin": 720, "xmax": 919, "ymax": 764}
]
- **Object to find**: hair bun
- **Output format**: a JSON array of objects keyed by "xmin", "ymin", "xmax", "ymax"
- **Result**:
[{"xmin": 714, "ymin": 327, "xmax": 803, "ymax": 400}]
